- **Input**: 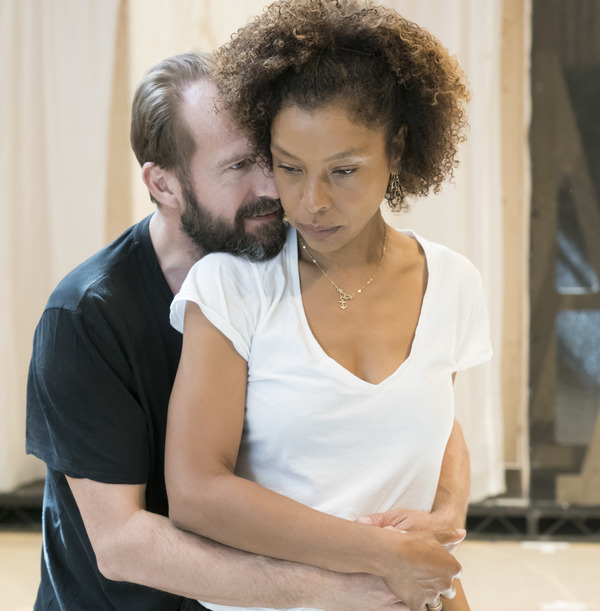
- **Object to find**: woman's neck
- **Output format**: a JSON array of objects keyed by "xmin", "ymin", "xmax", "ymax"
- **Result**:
[{"xmin": 298, "ymin": 213, "xmax": 387, "ymax": 275}]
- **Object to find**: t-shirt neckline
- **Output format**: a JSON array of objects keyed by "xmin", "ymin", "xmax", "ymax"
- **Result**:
[{"xmin": 287, "ymin": 226, "xmax": 432, "ymax": 389}]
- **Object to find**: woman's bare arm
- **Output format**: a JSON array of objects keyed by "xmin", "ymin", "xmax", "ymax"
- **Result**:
[{"xmin": 165, "ymin": 302, "xmax": 463, "ymax": 609}]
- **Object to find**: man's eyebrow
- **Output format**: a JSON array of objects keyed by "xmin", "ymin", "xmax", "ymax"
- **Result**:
[
  {"xmin": 271, "ymin": 142, "xmax": 367, "ymax": 162},
  {"xmin": 218, "ymin": 152, "xmax": 254, "ymax": 167}
]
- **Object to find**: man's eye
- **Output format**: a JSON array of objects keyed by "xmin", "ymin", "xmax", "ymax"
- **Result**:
[{"xmin": 231, "ymin": 159, "xmax": 251, "ymax": 170}]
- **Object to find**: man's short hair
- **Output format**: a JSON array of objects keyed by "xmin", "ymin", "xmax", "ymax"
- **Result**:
[{"xmin": 130, "ymin": 51, "xmax": 213, "ymax": 203}]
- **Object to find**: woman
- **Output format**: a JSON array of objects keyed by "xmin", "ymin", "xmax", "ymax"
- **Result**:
[{"xmin": 167, "ymin": 1, "xmax": 491, "ymax": 610}]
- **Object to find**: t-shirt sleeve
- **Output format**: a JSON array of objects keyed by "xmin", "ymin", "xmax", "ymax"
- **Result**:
[
  {"xmin": 170, "ymin": 254, "xmax": 258, "ymax": 361},
  {"xmin": 26, "ymin": 306, "xmax": 151, "ymax": 483},
  {"xmin": 453, "ymin": 265, "xmax": 493, "ymax": 371}
]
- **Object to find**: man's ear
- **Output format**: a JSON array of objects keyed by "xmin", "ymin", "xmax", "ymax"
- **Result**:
[
  {"xmin": 142, "ymin": 162, "xmax": 181, "ymax": 209},
  {"xmin": 389, "ymin": 125, "xmax": 407, "ymax": 170}
]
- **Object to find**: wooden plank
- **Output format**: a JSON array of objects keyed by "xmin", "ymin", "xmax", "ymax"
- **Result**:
[
  {"xmin": 557, "ymin": 406, "xmax": 600, "ymax": 504},
  {"xmin": 500, "ymin": 0, "xmax": 531, "ymax": 478}
]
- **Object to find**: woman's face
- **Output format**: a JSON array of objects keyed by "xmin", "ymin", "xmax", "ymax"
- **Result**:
[{"xmin": 270, "ymin": 103, "xmax": 393, "ymax": 254}]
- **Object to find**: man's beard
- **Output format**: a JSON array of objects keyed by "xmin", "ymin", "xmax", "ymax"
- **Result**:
[{"xmin": 180, "ymin": 185, "xmax": 287, "ymax": 261}]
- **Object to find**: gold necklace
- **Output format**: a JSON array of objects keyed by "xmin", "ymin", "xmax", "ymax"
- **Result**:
[{"xmin": 299, "ymin": 225, "xmax": 387, "ymax": 310}]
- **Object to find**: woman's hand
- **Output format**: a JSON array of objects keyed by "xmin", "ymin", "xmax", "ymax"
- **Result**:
[{"xmin": 377, "ymin": 528, "xmax": 464, "ymax": 611}]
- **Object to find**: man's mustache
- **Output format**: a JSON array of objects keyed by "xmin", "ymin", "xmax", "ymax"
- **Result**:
[{"xmin": 237, "ymin": 198, "xmax": 283, "ymax": 220}]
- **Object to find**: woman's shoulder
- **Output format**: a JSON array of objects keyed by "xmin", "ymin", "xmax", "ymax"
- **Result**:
[
  {"xmin": 171, "ymin": 229, "xmax": 295, "ymax": 336},
  {"xmin": 188, "ymin": 249, "xmax": 255, "ymax": 278},
  {"xmin": 393, "ymin": 228, "xmax": 483, "ymax": 298},
  {"xmin": 185, "ymin": 227, "xmax": 295, "ymax": 294},
  {"xmin": 398, "ymin": 229, "xmax": 479, "ymax": 271}
]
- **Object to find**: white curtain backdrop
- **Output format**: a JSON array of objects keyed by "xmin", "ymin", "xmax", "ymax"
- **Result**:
[
  {"xmin": 1, "ymin": 0, "xmax": 505, "ymax": 500},
  {"xmin": 383, "ymin": 0, "xmax": 506, "ymax": 500},
  {"xmin": 0, "ymin": 0, "xmax": 120, "ymax": 491}
]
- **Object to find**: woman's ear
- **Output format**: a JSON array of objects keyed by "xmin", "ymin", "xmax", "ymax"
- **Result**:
[
  {"xmin": 389, "ymin": 125, "xmax": 407, "ymax": 170},
  {"xmin": 142, "ymin": 162, "xmax": 182, "ymax": 209}
]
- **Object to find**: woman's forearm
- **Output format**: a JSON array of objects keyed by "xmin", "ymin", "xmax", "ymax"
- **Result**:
[
  {"xmin": 169, "ymin": 469, "xmax": 392, "ymax": 577},
  {"xmin": 167, "ymin": 305, "xmax": 462, "ymax": 605},
  {"xmin": 167, "ymin": 306, "xmax": 392, "ymax": 576},
  {"xmin": 168, "ymin": 469, "xmax": 462, "ymax": 607}
]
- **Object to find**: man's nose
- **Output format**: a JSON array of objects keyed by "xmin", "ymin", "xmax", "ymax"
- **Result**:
[{"xmin": 254, "ymin": 166, "xmax": 279, "ymax": 199}]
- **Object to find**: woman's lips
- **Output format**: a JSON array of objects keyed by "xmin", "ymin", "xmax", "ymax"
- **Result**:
[{"xmin": 297, "ymin": 223, "xmax": 340, "ymax": 240}]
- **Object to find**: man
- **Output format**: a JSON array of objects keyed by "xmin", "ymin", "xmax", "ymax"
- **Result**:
[{"xmin": 26, "ymin": 51, "xmax": 468, "ymax": 610}]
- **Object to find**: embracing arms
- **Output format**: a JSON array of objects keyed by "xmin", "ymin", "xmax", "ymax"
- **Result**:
[
  {"xmin": 356, "ymin": 396, "xmax": 472, "ymax": 610},
  {"xmin": 165, "ymin": 303, "xmax": 463, "ymax": 609},
  {"xmin": 67, "ymin": 477, "xmax": 401, "ymax": 610},
  {"xmin": 44, "ymin": 297, "xmax": 396, "ymax": 610}
]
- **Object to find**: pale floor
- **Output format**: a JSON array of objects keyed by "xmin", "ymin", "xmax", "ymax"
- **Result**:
[{"xmin": 1, "ymin": 533, "xmax": 599, "ymax": 610}]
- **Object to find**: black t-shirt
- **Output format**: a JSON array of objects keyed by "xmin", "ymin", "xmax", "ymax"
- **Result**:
[{"xmin": 26, "ymin": 216, "xmax": 206, "ymax": 610}]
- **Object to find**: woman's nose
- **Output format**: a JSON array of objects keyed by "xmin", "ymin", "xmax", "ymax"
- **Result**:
[{"xmin": 302, "ymin": 180, "xmax": 331, "ymax": 213}]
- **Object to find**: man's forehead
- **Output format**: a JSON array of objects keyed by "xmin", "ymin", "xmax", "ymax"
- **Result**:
[
  {"xmin": 180, "ymin": 80, "xmax": 219, "ymax": 129},
  {"xmin": 181, "ymin": 81, "xmax": 253, "ymax": 164},
  {"xmin": 213, "ymin": 139, "xmax": 254, "ymax": 165}
]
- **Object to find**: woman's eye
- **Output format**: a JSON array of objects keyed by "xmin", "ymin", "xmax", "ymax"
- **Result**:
[
  {"xmin": 334, "ymin": 168, "xmax": 357, "ymax": 176},
  {"xmin": 277, "ymin": 164, "xmax": 300, "ymax": 174}
]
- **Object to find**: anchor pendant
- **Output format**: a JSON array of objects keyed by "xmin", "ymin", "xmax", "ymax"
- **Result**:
[{"xmin": 337, "ymin": 289, "xmax": 353, "ymax": 310}]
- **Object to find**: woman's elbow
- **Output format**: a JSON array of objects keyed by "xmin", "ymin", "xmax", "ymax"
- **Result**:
[
  {"xmin": 166, "ymin": 477, "xmax": 214, "ymax": 535},
  {"xmin": 168, "ymin": 504, "xmax": 195, "ymax": 534},
  {"xmin": 167, "ymin": 483, "xmax": 195, "ymax": 530},
  {"xmin": 167, "ymin": 471, "xmax": 231, "ymax": 537}
]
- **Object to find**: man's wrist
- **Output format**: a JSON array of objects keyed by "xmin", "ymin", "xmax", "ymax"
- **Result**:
[{"xmin": 274, "ymin": 560, "xmax": 340, "ymax": 609}]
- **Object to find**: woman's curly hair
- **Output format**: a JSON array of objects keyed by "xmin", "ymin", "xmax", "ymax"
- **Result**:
[{"xmin": 213, "ymin": 0, "xmax": 470, "ymax": 211}]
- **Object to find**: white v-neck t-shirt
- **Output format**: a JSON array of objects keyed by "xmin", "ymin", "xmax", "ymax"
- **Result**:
[{"xmin": 171, "ymin": 227, "xmax": 492, "ymax": 611}]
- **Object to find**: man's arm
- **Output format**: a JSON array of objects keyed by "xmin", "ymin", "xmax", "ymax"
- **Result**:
[{"xmin": 67, "ymin": 477, "xmax": 403, "ymax": 610}]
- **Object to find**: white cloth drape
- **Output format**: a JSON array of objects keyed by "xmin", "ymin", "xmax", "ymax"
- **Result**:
[
  {"xmin": 2, "ymin": 0, "xmax": 505, "ymax": 500},
  {"xmin": 0, "ymin": 0, "xmax": 120, "ymax": 491},
  {"xmin": 383, "ymin": 0, "xmax": 506, "ymax": 500}
]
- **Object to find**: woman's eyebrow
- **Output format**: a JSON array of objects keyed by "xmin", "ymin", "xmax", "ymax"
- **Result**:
[
  {"xmin": 271, "ymin": 142, "xmax": 299, "ymax": 160},
  {"xmin": 272, "ymin": 142, "xmax": 367, "ymax": 162}
]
